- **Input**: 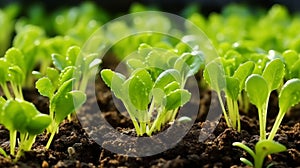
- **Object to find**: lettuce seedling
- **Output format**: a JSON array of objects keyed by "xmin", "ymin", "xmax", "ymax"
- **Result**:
[
  {"xmin": 233, "ymin": 140, "xmax": 286, "ymax": 168},
  {"xmin": 101, "ymin": 44, "xmax": 203, "ymax": 136},
  {"xmin": 0, "ymin": 99, "xmax": 51, "ymax": 160},
  {"xmin": 268, "ymin": 78, "xmax": 300, "ymax": 140},
  {"xmin": 245, "ymin": 59, "xmax": 285, "ymax": 140},
  {"xmin": 0, "ymin": 48, "xmax": 26, "ymax": 100},
  {"xmin": 101, "ymin": 68, "xmax": 191, "ymax": 136},
  {"xmin": 36, "ymin": 66, "xmax": 86, "ymax": 149},
  {"xmin": 51, "ymin": 45, "xmax": 101, "ymax": 92},
  {"xmin": 204, "ymin": 57, "xmax": 254, "ymax": 132}
]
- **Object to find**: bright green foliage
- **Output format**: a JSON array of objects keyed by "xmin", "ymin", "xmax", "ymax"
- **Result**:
[
  {"xmin": 101, "ymin": 43, "xmax": 203, "ymax": 136},
  {"xmin": 36, "ymin": 65, "xmax": 86, "ymax": 149},
  {"xmin": 233, "ymin": 140, "xmax": 286, "ymax": 168},
  {"xmin": 245, "ymin": 59, "xmax": 285, "ymax": 140},
  {"xmin": 204, "ymin": 58, "xmax": 255, "ymax": 132},
  {"xmin": 0, "ymin": 100, "xmax": 51, "ymax": 160},
  {"xmin": 268, "ymin": 79, "xmax": 300, "ymax": 140},
  {"xmin": 0, "ymin": 48, "xmax": 27, "ymax": 100},
  {"xmin": 0, "ymin": 3, "xmax": 19, "ymax": 56},
  {"xmin": 51, "ymin": 46, "xmax": 101, "ymax": 92}
]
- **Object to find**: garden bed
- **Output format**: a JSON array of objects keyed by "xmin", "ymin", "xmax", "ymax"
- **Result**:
[{"xmin": 1, "ymin": 1, "xmax": 300, "ymax": 168}]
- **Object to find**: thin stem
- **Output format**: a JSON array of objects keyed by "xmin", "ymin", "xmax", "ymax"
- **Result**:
[
  {"xmin": 46, "ymin": 123, "xmax": 59, "ymax": 149},
  {"xmin": 1, "ymin": 84, "xmax": 13, "ymax": 100},
  {"xmin": 170, "ymin": 109, "xmax": 179, "ymax": 122},
  {"xmin": 217, "ymin": 93, "xmax": 231, "ymax": 128},
  {"xmin": 258, "ymin": 107, "xmax": 266, "ymax": 140},
  {"xmin": 123, "ymin": 103, "xmax": 142, "ymax": 136},
  {"xmin": 9, "ymin": 130, "xmax": 17, "ymax": 156},
  {"xmin": 236, "ymin": 100, "xmax": 241, "ymax": 132},
  {"xmin": 268, "ymin": 110, "xmax": 285, "ymax": 140}
]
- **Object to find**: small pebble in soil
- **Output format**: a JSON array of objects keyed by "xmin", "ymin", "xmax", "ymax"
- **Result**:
[{"xmin": 42, "ymin": 160, "xmax": 49, "ymax": 168}]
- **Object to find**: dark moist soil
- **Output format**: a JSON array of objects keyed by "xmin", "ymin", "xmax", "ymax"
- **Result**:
[{"xmin": 0, "ymin": 57, "xmax": 300, "ymax": 168}]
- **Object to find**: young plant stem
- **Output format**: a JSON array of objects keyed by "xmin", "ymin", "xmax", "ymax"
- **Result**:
[
  {"xmin": 15, "ymin": 134, "xmax": 36, "ymax": 161},
  {"xmin": 9, "ymin": 130, "xmax": 17, "ymax": 156},
  {"xmin": 258, "ymin": 106, "xmax": 267, "ymax": 140},
  {"xmin": 148, "ymin": 109, "xmax": 167, "ymax": 135},
  {"xmin": 123, "ymin": 103, "xmax": 142, "ymax": 136},
  {"xmin": 227, "ymin": 97, "xmax": 240, "ymax": 132},
  {"xmin": 217, "ymin": 93, "xmax": 231, "ymax": 128},
  {"xmin": 1, "ymin": 84, "xmax": 13, "ymax": 100},
  {"xmin": 268, "ymin": 110, "xmax": 285, "ymax": 140},
  {"xmin": 170, "ymin": 109, "xmax": 178, "ymax": 123},
  {"xmin": 46, "ymin": 127, "xmax": 57, "ymax": 149}
]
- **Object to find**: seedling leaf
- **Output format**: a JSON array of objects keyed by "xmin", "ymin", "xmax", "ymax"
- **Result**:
[
  {"xmin": 279, "ymin": 78, "xmax": 300, "ymax": 112},
  {"xmin": 128, "ymin": 69, "xmax": 153, "ymax": 110},
  {"xmin": 255, "ymin": 139, "xmax": 286, "ymax": 157},
  {"xmin": 165, "ymin": 89, "xmax": 191, "ymax": 111},
  {"xmin": 54, "ymin": 90, "xmax": 86, "ymax": 124},
  {"xmin": 245, "ymin": 74, "xmax": 269, "ymax": 108},
  {"xmin": 233, "ymin": 61, "xmax": 255, "ymax": 90},
  {"xmin": 154, "ymin": 69, "xmax": 181, "ymax": 89},
  {"xmin": 36, "ymin": 77, "xmax": 54, "ymax": 98},
  {"xmin": 26, "ymin": 114, "xmax": 52, "ymax": 135},
  {"xmin": 203, "ymin": 60, "xmax": 226, "ymax": 93},
  {"xmin": 226, "ymin": 77, "xmax": 240, "ymax": 100},
  {"xmin": 262, "ymin": 59, "xmax": 285, "ymax": 91},
  {"xmin": 100, "ymin": 69, "xmax": 126, "ymax": 99}
]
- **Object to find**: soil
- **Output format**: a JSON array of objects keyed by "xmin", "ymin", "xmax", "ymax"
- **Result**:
[{"xmin": 0, "ymin": 58, "xmax": 300, "ymax": 168}]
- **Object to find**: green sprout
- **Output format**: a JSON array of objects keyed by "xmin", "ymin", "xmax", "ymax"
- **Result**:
[
  {"xmin": 35, "ymin": 66, "xmax": 86, "ymax": 149},
  {"xmin": 101, "ymin": 43, "xmax": 203, "ymax": 136},
  {"xmin": 245, "ymin": 59, "xmax": 285, "ymax": 140},
  {"xmin": 268, "ymin": 78, "xmax": 300, "ymax": 140},
  {"xmin": 0, "ymin": 99, "xmax": 51, "ymax": 161},
  {"xmin": 203, "ymin": 57, "xmax": 254, "ymax": 132},
  {"xmin": 233, "ymin": 140, "xmax": 286, "ymax": 168}
]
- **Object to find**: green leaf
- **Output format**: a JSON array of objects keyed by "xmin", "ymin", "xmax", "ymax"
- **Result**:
[
  {"xmin": 203, "ymin": 60, "xmax": 226, "ymax": 93},
  {"xmin": 54, "ymin": 91, "xmax": 86, "ymax": 124},
  {"xmin": 289, "ymin": 59, "xmax": 300, "ymax": 79},
  {"xmin": 262, "ymin": 59, "xmax": 285, "ymax": 91},
  {"xmin": 8, "ymin": 66, "xmax": 24, "ymax": 85},
  {"xmin": 232, "ymin": 142, "xmax": 255, "ymax": 159},
  {"xmin": 245, "ymin": 74, "xmax": 269, "ymax": 108},
  {"xmin": 240, "ymin": 158, "xmax": 254, "ymax": 167},
  {"xmin": 36, "ymin": 77, "xmax": 54, "ymax": 98},
  {"xmin": 152, "ymin": 88, "xmax": 166, "ymax": 106},
  {"xmin": 279, "ymin": 79, "xmax": 300, "ymax": 113},
  {"xmin": 164, "ymin": 81, "xmax": 180, "ymax": 95},
  {"xmin": 174, "ymin": 51, "xmax": 204, "ymax": 78},
  {"xmin": 154, "ymin": 69, "xmax": 182, "ymax": 89},
  {"xmin": 52, "ymin": 53, "xmax": 66, "ymax": 71},
  {"xmin": 127, "ymin": 58, "xmax": 145, "ymax": 70},
  {"xmin": 128, "ymin": 69, "xmax": 153, "ymax": 110},
  {"xmin": 233, "ymin": 61, "xmax": 255, "ymax": 90},
  {"xmin": 145, "ymin": 50, "xmax": 168, "ymax": 70},
  {"xmin": 100, "ymin": 69, "xmax": 126, "ymax": 99},
  {"xmin": 165, "ymin": 89, "xmax": 191, "ymax": 111},
  {"xmin": 46, "ymin": 67, "xmax": 60, "ymax": 88},
  {"xmin": 137, "ymin": 43, "xmax": 152, "ymax": 57},
  {"xmin": 225, "ymin": 77, "xmax": 240, "ymax": 100},
  {"xmin": 59, "ymin": 66, "xmax": 76, "ymax": 84},
  {"xmin": 0, "ymin": 59, "xmax": 10, "ymax": 84},
  {"xmin": 26, "ymin": 114, "xmax": 51, "ymax": 135},
  {"xmin": 4, "ymin": 48, "xmax": 25, "ymax": 72},
  {"xmin": 282, "ymin": 50, "xmax": 298, "ymax": 70},
  {"xmin": 66, "ymin": 46, "xmax": 80, "ymax": 66},
  {"xmin": 2, "ymin": 100, "xmax": 29, "ymax": 133},
  {"xmin": 255, "ymin": 139, "xmax": 286, "ymax": 158}
]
